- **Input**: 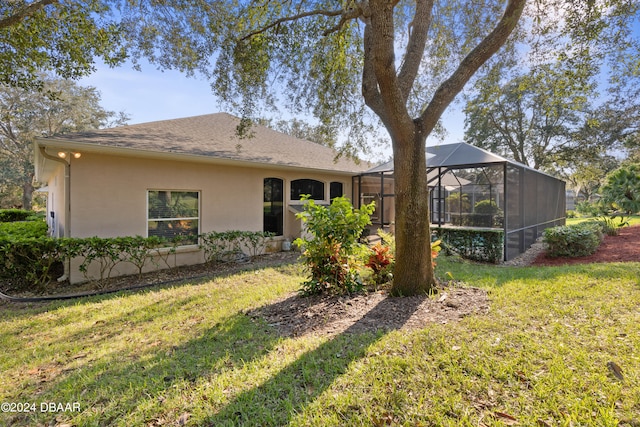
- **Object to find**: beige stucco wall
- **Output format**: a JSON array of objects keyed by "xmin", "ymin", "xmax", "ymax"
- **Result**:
[{"xmin": 61, "ymin": 152, "xmax": 354, "ymax": 283}]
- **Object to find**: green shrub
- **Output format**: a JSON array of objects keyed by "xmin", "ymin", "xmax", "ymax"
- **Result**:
[
  {"xmin": 0, "ymin": 220, "xmax": 48, "ymax": 239},
  {"xmin": 598, "ymin": 215, "xmax": 628, "ymax": 236},
  {"xmin": 199, "ymin": 230, "xmax": 274, "ymax": 263},
  {"xmin": 200, "ymin": 230, "xmax": 243, "ymax": 263},
  {"xmin": 0, "ymin": 230, "xmax": 277, "ymax": 294},
  {"xmin": 0, "ymin": 209, "xmax": 33, "ymax": 222},
  {"xmin": 575, "ymin": 201, "xmax": 603, "ymax": 217},
  {"xmin": 294, "ymin": 196, "xmax": 375, "ymax": 295},
  {"xmin": 432, "ymin": 227, "xmax": 504, "ymax": 263},
  {"xmin": 543, "ymin": 222, "xmax": 603, "ymax": 258},
  {"xmin": 240, "ymin": 231, "xmax": 276, "ymax": 258},
  {"xmin": 0, "ymin": 237, "xmax": 67, "ymax": 293},
  {"xmin": 471, "ymin": 199, "xmax": 503, "ymax": 227}
]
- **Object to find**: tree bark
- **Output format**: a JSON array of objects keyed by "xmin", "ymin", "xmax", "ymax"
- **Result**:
[
  {"xmin": 391, "ymin": 127, "xmax": 436, "ymax": 295},
  {"xmin": 22, "ymin": 178, "xmax": 34, "ymax": 211}
]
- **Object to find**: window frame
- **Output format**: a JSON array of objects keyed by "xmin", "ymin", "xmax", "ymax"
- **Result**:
[
  {"xmin": 290, "ymin": 178, "xmax": 326, "ymax": 203},
  {"xmin": 147, "ymin": 189, "xmax": 200, "ymax": 246},
  {"xmin": 263, "ymin": 177, "xmax": 284, "ymax": 236}
]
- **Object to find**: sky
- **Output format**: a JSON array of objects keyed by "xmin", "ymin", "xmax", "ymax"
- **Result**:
[{"xmin": 79, "ymin": 59, "xmax": 468, "ymax": 159}]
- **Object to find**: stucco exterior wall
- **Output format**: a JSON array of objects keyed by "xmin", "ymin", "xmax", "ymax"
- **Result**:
[{"xmin": 62, "ymin": 153, "xmax": 353, "ymax": 283}]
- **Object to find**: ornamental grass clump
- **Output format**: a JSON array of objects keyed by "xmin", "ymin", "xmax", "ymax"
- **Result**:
[{"xmin": 294, "ymin": 196, "xmax": 375, "ymax": 295}]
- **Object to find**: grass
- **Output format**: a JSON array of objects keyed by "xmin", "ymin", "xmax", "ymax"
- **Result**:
[
  {"xmin": 566, "ymin": 215, "xmax": 640, "ymax": 227},
  {"xmin": 1, "ymin": 257, "xmax": 640, "ymax": 426}
]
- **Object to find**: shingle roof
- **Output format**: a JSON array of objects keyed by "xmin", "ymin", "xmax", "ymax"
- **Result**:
[{"xmin": 38, "ymin": 113, "xmax": 369, "ymax": 173}]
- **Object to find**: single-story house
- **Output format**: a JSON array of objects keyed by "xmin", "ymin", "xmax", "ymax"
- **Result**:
[
  {"xmin": 353, "ymin": 142, "xmax": 566, "ymax": 261},
  {"xmin": 35, "ymin": 113, "xmax": 369, "ymax": 283}
]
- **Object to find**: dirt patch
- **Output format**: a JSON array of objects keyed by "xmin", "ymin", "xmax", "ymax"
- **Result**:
[
  {"xmin": 532, "ymin": 225, "xmax": 640, "ymax": 266},
  {"xmin": 251, "ymin": 284, "xmax": 490, "ymax": 338}
]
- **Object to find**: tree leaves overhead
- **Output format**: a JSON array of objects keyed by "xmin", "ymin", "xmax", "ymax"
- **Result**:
[
  {"xmin": 0, "ymin": 1, "xmax": 127, "ymax": 90},
  {"xmin": 116, "ymin": 0, "xmax": 523, "ymax": 147}
]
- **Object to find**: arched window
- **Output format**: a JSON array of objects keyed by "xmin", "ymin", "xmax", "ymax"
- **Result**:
[
  {"xmin": 264, "ymin": 178, "xmax": 283, "ymax": 235},
  {"xmin": 330, "ymin": 182, "xmax": 344, "ymax": 200},
  {"xmin": 291, "ymin": 179, "xmax": 325, "ymax": 201}
]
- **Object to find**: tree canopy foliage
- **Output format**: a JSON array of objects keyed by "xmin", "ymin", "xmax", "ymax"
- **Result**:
[
  {"xmin": 0, "ymin": 76, "xmax": 128, "ymax": 209},
  {"xmin": 601, "ymin": 164, "xmax": 640, "ymax": 216},
  {"xmin": 0, "ymin": 0, "xmax": 126, "ymax": 89},
  {"xmin": 464, "ymin": 63, "xmax": 594, "ymax": 171}
]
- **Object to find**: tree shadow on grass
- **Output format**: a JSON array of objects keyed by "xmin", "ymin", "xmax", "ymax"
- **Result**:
[
  {"xmin": 6, "ymin": 291, "xmax": 425, "ymax": 427},
  {"xmin": 6, "ymin": 308, "xmax": 283, "ymax": 426},
  {"xmin": 203, "ymin": 295, "xmax": 426, "ymax": 426}
]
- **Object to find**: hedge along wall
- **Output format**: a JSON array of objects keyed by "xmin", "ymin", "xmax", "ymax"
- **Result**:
[
  {"xmin": 0, "ymin": 231, "xmax": 278, "ymax": 293},
  {"xmin": 432, "ymin": 227, "xmax": 504, "ymax": 264}
]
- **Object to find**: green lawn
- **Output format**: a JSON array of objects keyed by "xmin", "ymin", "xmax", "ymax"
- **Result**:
[
  {"xmin": 566, "ymin": 215, "xmax": 640, "ymax": 227},
  {"xmin": 1, "ymin": 257, "xmax": 639, "ymax": 426}
]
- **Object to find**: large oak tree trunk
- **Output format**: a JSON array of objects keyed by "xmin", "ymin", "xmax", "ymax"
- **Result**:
[{"xmin": 390, "ymin": 130, "xmax": 436, "ymax": 296}]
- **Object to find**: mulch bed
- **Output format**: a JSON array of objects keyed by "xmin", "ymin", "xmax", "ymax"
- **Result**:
[
  {"xmin": 251, "ymin": 284, "xmax": 490, "ymax": 338},
  {"xmin": 531, "ymin": 225, "xmax": 640, "ymax": 266}
]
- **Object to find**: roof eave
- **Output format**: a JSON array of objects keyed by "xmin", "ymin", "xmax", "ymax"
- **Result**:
[{"xmin": 35, "ymin": 137, "xmax": 363, "ymax": 177}]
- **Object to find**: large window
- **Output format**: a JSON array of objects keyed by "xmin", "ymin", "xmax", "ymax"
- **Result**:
[
  {"xmin": 291, "ymin": 179, "xmax": 325, "ymax": 201},
  {"xmin": 148, "ymin": 190, "xmax": 199, "ymax": 245},
  {"xmin": 264, "ymin": 178, "xmax": 283, "ymax": 236}
]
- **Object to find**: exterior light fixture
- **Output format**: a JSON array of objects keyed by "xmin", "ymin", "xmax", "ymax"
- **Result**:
[{"xmin": 57, "ymin": 151, "xmax": 81, "ymax": 159}]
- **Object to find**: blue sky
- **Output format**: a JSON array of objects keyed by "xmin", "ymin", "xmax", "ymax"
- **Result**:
[
  {"xmin": 80, "ymin": 60, "xmax": 221, "ymax": 125},
  {"xmin": 80, "ymin": 59, "xmax": 467, "ymax": 155}
]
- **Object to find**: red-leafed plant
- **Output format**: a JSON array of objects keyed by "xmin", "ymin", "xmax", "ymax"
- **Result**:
[{"xmin": 366, "ymin": 243, "xmax": 394, "ymax": 285}]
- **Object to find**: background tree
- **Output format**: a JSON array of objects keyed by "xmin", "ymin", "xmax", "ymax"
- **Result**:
[
  {"xmin": 0, "ymin": 75, "xmax": 129, "ymax": 209},
  {"xmin": 463, "ymin": 63, "xmax": 595, "ymax": 171},
  {"xmin": 562, "ymin": 155, "xmax": 619, "ymax": 203},
  {"xmin": 0, "ymin": 0, "xmax": 126, "ymax": 89},
  {"xmin": 464, "ymin": 0, "xmax": 640, "ymax": 172}
]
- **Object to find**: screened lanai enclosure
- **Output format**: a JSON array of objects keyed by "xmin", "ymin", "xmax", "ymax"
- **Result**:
[{"xmin": 352, "ymin": 142, "xmax": 566, "ymax": 261}]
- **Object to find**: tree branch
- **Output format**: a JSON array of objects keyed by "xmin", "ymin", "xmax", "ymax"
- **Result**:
[
  {"xmin": 322, "ymin": 7, "xmax": 364, "ymax": 36},
  {"xmin": 367, "ymin": 0, "xmax": 414, "ymax": 135},
  {"xmin": 362, "ymin": 21, "xmax": 385, "ymax": 120},
  {"xmin": 397, "ymin": 0, "xmax": 433, "ymax": 102},
  {"xmin": 240, "ymin": 8, "xmax": 344, "ymax": 40},
  {"xmin": 419, "ymin": 0, "xmax": 526, "ymax": 134},
  {"xmin": 0, "ymin": 0, "xmax": 58, "ymax": 29}
]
